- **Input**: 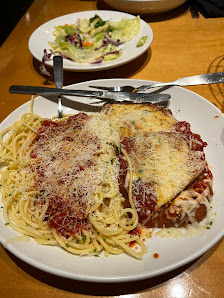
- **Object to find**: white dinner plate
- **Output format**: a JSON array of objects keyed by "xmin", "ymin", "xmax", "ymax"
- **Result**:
[
  {"xmin": 28, "ymin": 11, "xmax": 153, "ymax": 72},
  {"xmin": 0, "ymin": 79, "xmax": 224, "ymax": 283}
]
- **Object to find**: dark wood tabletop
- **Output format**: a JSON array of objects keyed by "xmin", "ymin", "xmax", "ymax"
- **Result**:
[{"xmin": 0, "ymin": 1, "xmax": 223, "ymax": 297}]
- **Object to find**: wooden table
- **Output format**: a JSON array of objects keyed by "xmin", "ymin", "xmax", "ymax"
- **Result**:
[{"xmin": 0, "ymin": 0, "xmax": 223, "ymax": 297}]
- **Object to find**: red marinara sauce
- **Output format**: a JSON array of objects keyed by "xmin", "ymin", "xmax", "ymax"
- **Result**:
[
  {"xmin": 30, "ymin": 113, "xmax": 99, "ymax": 238},
  {"xmin": 129, "ymin": 227, "xmax": 142, "ymax": 247}
]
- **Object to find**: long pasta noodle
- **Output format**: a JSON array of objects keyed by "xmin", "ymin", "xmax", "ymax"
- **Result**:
[{"xmin": 0, "ymin": 101, "xmax": 147, "ymax": 259}]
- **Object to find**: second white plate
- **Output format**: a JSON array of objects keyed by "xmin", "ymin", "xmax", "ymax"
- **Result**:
[{"xmin": 28, "ymin": 11, "xmax": 153, "ymax": 72}]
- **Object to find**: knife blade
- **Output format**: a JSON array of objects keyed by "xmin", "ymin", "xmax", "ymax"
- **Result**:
[{"xmin": 9, "ymin": 85, "xmax": 171, "ymax": 104}]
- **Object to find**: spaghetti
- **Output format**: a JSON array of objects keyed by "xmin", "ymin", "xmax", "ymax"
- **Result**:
[
  {"xmin": 0, "ymin": 102, "xmax": 146, "ymax": 259},
  {"xmin": 0, "ymin": 100, "xmax": 213, "ymax": 259}
]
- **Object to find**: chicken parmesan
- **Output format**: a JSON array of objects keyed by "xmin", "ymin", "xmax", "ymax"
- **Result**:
[
  {"xmin": 0, "ymin": 102, "xmax": 213, "ymax": 259},
  {"xmin": 102, "ymin": 103, "xmax": 213, "ymax": 228}
]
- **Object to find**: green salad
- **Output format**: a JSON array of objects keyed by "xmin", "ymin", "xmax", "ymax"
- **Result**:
[{"xmin": 47, "ymin": 14, "xmax": 141, "ymax": 64}]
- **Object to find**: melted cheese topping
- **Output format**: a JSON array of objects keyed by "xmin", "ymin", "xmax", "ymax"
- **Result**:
[
  {"xmin": 31, "ymin": 118, "xmax": 103, "ymax": 213},
  {"xmin": 102, "ymin": 103, "xmax": 177, "ymax": 138},
  {"xmin": 32, "ymin": 105, "xmax": 210, "ymax": 224},
  {"xmin": 101, "ymin": 103, "xmax": 211, "ymax": 227},
  {"xmin": 126, "ymin": 131, "xmax": 206, "ymax": 207}
]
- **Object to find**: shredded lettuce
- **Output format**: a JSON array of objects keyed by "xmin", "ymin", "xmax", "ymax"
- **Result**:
[
  {"xmin": 137, "ymin": 36, "xmax": 148, "ymax": 47},
  {"xmin": 109, "ymin": 16, "xmax": 141, "ymax": 42},
  {"xmin": 44, "ymin": 15, "xmax": 141, "ymax": 66}
]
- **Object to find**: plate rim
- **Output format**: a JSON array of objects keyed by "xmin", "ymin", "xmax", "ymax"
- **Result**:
[{"xmin": 0, "ymin": 78, "xmax": 224, "ymax": 283}]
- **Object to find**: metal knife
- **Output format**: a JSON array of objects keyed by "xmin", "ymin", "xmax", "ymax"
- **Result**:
[{"xmin": 9, "ymin": 85, "xmax": 171, "ymax": 104}]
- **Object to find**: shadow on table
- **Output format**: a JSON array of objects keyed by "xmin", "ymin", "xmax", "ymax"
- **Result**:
[
  {"xmin": 5, "ymin": 238, "xmax": 223, "ymax": 296},
  {"xmin": 97, "ymin": 0, "xmax": 190, "ymax": 22},
  {"xmin": 33, "ymin": 48, "xmax": 152, "ymax": 87}
]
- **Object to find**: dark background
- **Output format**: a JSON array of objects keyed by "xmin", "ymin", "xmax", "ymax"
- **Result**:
[
  {"xmin": 1, "ymin": 0, "xmax": 34, "ymax": 46},
  {"xmin": 1, "ymin": 1, "xmax": 224, "ymax": 47}
]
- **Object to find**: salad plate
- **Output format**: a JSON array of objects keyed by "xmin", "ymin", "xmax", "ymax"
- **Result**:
[
  {"xmin": 28, "ymin": 11, "xmax": 153, "ymax": 72},
  {"xmin": 0, "ymin": 78, "xmax": 224, "ymax": 283}
]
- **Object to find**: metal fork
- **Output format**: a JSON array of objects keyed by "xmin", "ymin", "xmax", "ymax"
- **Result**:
[
  {"xmin": 90, "ymin": 72, "xmax": 224, "ymax": 93},
  {"xmin": 53, "ymin": 56, "xmax": 63, "ymax": 118},
  {"xmin": 135, "ymin": 72, "xmax": 224, "ymax": 92},
  {"xmin": 89, "ymin": 85, "xmax": 136, "ymax": 92}
]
